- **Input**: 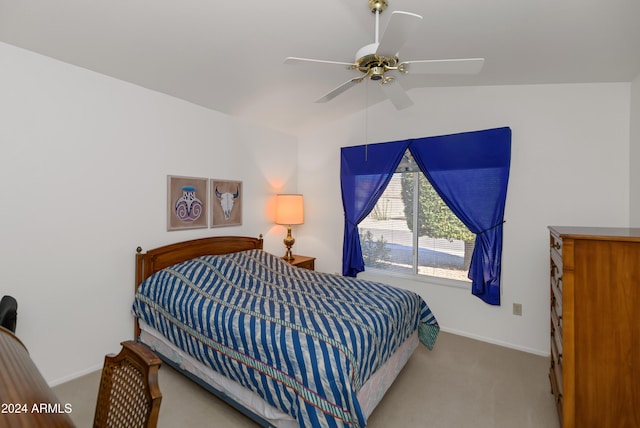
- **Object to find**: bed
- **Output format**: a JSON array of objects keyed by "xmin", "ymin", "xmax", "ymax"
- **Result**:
[{"xmin": 132, "ymin": 235, "xmax": 439, "ymax": 428}]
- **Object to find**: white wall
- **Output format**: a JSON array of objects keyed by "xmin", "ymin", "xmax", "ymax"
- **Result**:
[
  {"xmin": 1, "ymin": 38, "xmax": 634, "ymax": 383},
  {"xmin": 630, "ymin": 74, "xmax": 640, "ymax": 226},
  {"xmin": 0, "ymin": 42, "xmax": 298, "ymax": 384},
  {"xmin": 296, "ymin": 82, "xmax": 631, "ymax": 355}
]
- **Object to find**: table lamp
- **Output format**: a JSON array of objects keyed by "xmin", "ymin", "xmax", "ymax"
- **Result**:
[{"xmin": 275, "ymin": 194, "xmax": 304, "ymax": 261}]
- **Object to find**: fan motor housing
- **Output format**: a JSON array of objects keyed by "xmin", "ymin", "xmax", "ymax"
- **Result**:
[{"xmin": 355, "ymin": 53, "xmax": 398, "ymax": 80}]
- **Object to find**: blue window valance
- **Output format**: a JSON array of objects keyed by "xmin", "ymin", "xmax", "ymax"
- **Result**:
[{"xmin": 340, "ymin": 127, "xmax": 511, "ymax": 305}]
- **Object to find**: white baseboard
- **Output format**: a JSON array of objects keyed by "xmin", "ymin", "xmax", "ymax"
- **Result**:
[
  {"xmin": 440, "ymin": 327, "xmax": 550, "ymax": 357},
  {"xmin": 48, "ymin": 363, "xmax": 102, "ymax": 387}
]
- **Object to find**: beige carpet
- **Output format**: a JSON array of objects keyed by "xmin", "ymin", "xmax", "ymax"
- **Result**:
[{"xmin": 54, "ymin": 332, "xmax": 559, "ymax": 428}]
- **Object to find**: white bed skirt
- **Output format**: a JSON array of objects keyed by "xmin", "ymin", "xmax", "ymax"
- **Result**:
[{"xmin": 139, "ymin": 320, "xmax": 418, "ymax": 427}]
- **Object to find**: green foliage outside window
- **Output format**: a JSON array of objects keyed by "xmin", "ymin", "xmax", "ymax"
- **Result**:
[
  {"xmin": 359, "ymin": 230, "xmax": 391, "ymax": 267},
  {"xmin": 401, "ymin": 173, "xmax": 475, "ymax": 269}
]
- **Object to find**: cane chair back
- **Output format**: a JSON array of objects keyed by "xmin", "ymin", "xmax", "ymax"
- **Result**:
[{"xmin": 93, "ymin": 341, "xmax": 162, "ymax": 428}]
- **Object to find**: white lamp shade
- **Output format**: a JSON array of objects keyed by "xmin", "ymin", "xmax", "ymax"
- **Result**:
[{"xmin": 275, "ymin": 194, "xmax": 304, "ymax": 225}]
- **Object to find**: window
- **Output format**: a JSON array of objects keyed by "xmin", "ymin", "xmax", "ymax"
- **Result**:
[
  {"xmin": 358, "ymin": 151, "xmax": 474, "ymax": 284},
  {"xmin": 342, "ymin": 127, "xmax": 510, "ymax": 304}
]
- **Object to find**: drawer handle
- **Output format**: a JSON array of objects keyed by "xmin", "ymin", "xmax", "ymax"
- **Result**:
[
  {"xmin": 551, "ymin": 242, "xmax": 561, "ymax": 250},
  {"xmin": 553, "ymin": 276, "xmax": 563, "ymax": 287}
]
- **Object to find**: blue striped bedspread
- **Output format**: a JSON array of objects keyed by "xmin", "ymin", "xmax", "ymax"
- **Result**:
[{"xmin": 132, "ymin": 249, "xmax": 439, "ymax": 427}]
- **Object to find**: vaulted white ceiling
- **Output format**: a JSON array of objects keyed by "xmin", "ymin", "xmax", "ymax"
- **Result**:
[{"xmin": 2, "ymin": 0, "xmax": 639, "ymax": 136}]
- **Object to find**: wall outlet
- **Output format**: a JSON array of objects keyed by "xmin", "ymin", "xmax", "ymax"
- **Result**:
[{"xmin": 513, "ymin": 303, "xmax": 523, "ymax": 316}]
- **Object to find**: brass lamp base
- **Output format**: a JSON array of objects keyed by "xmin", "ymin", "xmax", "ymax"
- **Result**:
[{"xmin": 283, "ymin": 225, "xmax": 295, "ymax": 261}]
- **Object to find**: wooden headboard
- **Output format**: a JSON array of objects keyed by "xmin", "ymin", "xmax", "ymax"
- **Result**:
[{"xmin": 134, "ymin": 235, "xmax": 263, "ymax": 337}]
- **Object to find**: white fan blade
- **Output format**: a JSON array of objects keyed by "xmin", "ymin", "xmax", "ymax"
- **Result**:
[
  {"xmin": 376, "ymin": 11, "xmax": 423, "ymax": 57},
  {"xmin": 315, "ymin": 77, "xmax": 364, "ymax": 103},
  {"xmin": 284, "ymin": 57, "xmax": 355, "ymax": 68},
  {"xmin": 400, "ymin": 58, "xmax": 485, "ymax": 75},
  {"xmin": 380, "ymin": 79, "xmax": 413, "ymax": 110}
]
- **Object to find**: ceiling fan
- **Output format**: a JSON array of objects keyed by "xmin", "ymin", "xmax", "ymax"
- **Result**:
[{"xmin": 284, "ymin": 0, "xmax": 485, "ymax": 110}]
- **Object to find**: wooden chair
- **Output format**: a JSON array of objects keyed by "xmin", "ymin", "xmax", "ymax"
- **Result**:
[{"xmin": 93, "ymin": 341, "xmax": 162, "ymax": 428}]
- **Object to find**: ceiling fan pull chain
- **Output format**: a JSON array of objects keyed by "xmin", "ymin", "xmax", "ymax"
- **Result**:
[{"xmin": 365, "ymin": 79, "xmax": 369, "ymax": 162}]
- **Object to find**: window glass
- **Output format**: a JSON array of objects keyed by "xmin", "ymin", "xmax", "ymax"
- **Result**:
[{"xmin": 359, "ymin": 151, "xmax": 474, "ymax": 283}]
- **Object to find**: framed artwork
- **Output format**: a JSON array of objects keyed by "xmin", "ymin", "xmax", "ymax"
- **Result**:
[
  {"xmin": 167, "ymin": 175, "xmax": 209, "ymax": 230},
  {"xmin": 210, "ymin": 179, "xmax": 242, "ymax": 227}
]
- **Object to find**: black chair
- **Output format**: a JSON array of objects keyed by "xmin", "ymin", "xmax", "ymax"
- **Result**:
[{"xmin": 0, "ymin": 295, "xmax": 17, "ymax": 333}]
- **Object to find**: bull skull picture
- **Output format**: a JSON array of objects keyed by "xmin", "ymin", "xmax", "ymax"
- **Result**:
[
  {"xmin": 211, "ymin": 180, "xmax": 242, "ymax": 227},
  {"xmin": 215, "ymin": 187, "xmax": 239, "ymax": 220}
]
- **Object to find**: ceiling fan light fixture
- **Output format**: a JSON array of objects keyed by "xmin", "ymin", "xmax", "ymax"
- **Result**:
[{"xmin": 370, "ymin": 66, "xmax": 385, "ymax": 80}]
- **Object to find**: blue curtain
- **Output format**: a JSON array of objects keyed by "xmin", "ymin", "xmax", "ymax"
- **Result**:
[
  {"xmin": 340, "ymin": 127, "xmax": 511, "ymax": 305},
  {"xmin": 409, "ymin": 127, "xmax": 511, "ymax": 305},
  {"xmin": 341, "ymin": 140, "xmax": 410, "ymax": 277}
]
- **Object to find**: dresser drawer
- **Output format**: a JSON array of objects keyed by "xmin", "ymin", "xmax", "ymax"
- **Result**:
[
  {"xmin": 551, "ymin": 331, "xmax": 563, "ymax": 390},
  {"xmin": 550, "ymin": 278, "xmax": 563, "ymax": 331},
  {"xmin": 549, "ymin": 357, "xmax": 563, "ymax": 420},
  {"xmin": 550, "ymin": 251, "xmax": 563, "ymax": 292},
  {"xmin": 551, "ymin": 303, "xmax": 563, "ymax": 341},
  {"xmin": 550, "ymin": 232, "xmax": 563, "ymax": 256},
  {"xmin": 551, "ymin": 283, "xmax": 562, "ymax": 323}
]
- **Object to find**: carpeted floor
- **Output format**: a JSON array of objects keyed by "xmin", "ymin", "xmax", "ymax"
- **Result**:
[{"xmin": 53, "ymin": 332, "xmax": 560, "ymax": 428}]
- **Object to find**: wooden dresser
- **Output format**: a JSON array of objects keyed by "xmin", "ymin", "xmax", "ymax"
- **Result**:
[{"xmin": 548, "ymin": 226, "xmax": 640, "ymax": 428}]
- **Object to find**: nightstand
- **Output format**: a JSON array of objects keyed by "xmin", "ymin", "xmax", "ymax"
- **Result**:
[{"xmin": 285, "ymin": 255, "xmax": 315, "ymax": 271}]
